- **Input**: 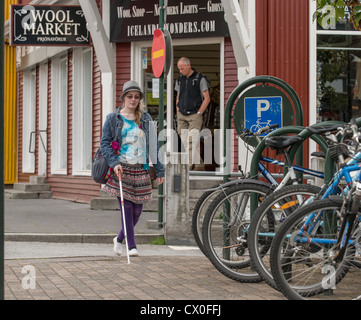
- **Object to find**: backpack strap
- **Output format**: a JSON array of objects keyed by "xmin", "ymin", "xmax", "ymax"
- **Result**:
[{"xmin": 196, "ymin": 72, "xmax": 210, "ymax": 90}]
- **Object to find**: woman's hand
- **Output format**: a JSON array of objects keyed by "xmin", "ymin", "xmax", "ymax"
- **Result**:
[
  {"xmin": 114, "ymin": 165, "xmax": 123, "ymax": 180},
  {"xmin": 156, "ymin": 177, "xmax": 164, "ymax": 185}
]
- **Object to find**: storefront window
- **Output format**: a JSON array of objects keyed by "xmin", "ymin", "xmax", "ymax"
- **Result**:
[
  {"xmin": 51, "ymin": 55, "xmax": 68, "ymax": 174},
  {"xmin": 22, "ymin": 68, "xmax": 36, "ymax": 173},
  {"xmin": 72, "ymin": 48, "xmax": 93, "ymax": 174},
  {"xmin": 141, "ymin": 47, "xmax": 168, "ymax": 125},
  {"xmin": 317, "ymin": 14, "xmax": 361, "ymax": 122}
]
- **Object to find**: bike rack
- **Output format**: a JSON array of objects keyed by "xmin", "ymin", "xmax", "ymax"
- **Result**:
[
  {"xmin": 221, "ymin": 75, "xmax": 361, "ymax": 266},
  {"xmin": 223, "ymin": 76, "xmax": 344, "ymax": 220},
  {"xmin": 224, "ymin": 75, "xmax": 305, "ymax": 184}
]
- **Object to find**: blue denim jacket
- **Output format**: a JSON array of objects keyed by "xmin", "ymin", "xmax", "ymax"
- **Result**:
[{"xmin": 100, "ymin": 108, "xmax": 165, "ymax": 178}]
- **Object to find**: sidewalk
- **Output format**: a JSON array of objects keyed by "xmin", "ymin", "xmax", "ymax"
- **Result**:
[
  {"xmin": 3, "ymin": 197, "xmax": 285, "ymax": 301},
  {"xmin": 4, "ymin": 198, "xmax": 162, "ymax": 244}
]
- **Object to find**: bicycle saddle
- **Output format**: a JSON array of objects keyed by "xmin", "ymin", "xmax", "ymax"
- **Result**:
[
  {"xmin": 306, "ymin": 124, "xmax": 342, "ymax": 135},
  {"xmin": 265, "ymin": 135, "xmax": 304, "ymax": 150}
]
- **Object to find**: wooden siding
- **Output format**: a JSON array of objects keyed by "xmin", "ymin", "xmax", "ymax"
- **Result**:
[
  {"xmin": 4, "ymin": 0, "xmax": 18, "ymax": 184},
  {"xmin": 16, "ymin": 0, "xmax": 105, "ymax": 203},
  {"xmin": 46, "ymin": 61, "xmax": 51, "ymax": 185},
  {"xmin": 92, "ymin": 49, "xmax": 103, "ymax": 158},
  {"xmin": 35, "ymin": 65, "xmax": 39, "ymax": 175},
  {"xmin": 47, "ymin": 50, "xmax": 103, "ymax": 203},
  {"xmin": 4, "ymin": 42, "xmax": 17, "ymax": 184},
  {"xmin": 17, "ymin": 71, "xmax": 25, "ymax": 183},
  {"xmin": 224, "ymin": 37, "xmax": 240, "ymax": 172},
  {"xmin": 115, "ymin": 42, "xmax": 131, "ymax": 108},
  {"xmin": 256, "ymin": 0, "xmax": 309, "ymax": 126}
]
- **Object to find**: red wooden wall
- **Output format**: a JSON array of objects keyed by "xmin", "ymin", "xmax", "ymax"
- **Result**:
[{"xmin": 256, "ymin": 0, "xmax": 310, "ymax": 168}]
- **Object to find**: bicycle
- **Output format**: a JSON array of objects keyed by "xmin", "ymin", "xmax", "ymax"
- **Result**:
[
  {"xmin": 192, "ymin": 124, "xmax": 324, "ymax": 255},
  {"xmin": 247, "ymin": 123, "xmax": 358, "ymax": 289},
  {"xmin": 269, "ymin": 121, "xmax": 361, "ymax": 299},
  {"xmin": 200, "ymin": 127, "xmax": 326, "ymax": 283},
  {"xmin": 270, "ymin": 196, "xmax": 361, "ymax": 300}
]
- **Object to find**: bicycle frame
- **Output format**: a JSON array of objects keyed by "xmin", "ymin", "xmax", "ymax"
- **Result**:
[
  {"xmin": 260, "ymin": 156, "xmax": 324, "ymax": 185},
  {"xmin": 226, "ymin": 156, "xmax": 324, "ymax": 229},
  {"xmin": 296, "ymin": 157, "xmax": 361, "ymax": 248},
  {"xmin": 256, "ymin": 152, "xmax": 361, "ymax": 241}
]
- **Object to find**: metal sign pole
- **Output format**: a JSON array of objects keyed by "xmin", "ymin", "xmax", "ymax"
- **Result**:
[
  {"xmin": 157, "ymin": 0, "xmax": 165, "ymax": 229},
  {"xmin": 0, "ymin": 0, "xmax": 5, "ymax": 301}
]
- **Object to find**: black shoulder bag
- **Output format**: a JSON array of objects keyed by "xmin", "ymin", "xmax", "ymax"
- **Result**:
[{"xmin": 91, "ymin": 113, "xmax": 116, "ymax": 184}]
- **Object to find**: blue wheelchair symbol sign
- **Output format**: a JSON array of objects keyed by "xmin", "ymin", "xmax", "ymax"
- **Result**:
[{"xmin": 244, "ymin": 97, "xmax": 282, "ymax": 135}]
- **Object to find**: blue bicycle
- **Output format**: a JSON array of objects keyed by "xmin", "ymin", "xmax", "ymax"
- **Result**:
[
  {"xmin": 268, "ymin": 121, "xmax": 361, "ymax": 299},
  {"xmin": 192, "ymin": 124, "xmax": 324, "ymax": 257},
  {"xmin": 199, "ymin": 126, "xmax": 328, "ymax": 283},
  {"xmin": 247, "ymin": 122, "xmax": 361, "ymax": 289}
]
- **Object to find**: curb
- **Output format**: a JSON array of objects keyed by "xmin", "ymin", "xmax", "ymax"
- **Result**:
[{"xmin": 5, "ymin": 233, "xmax": 164, "ymax": 244}]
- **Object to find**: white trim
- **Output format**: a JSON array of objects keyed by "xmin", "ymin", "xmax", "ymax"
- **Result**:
[
  {"xmin": 51, "ymin": 54, "xmax": 68, "ymax": 175},
  {"xmin": 237, "ymin": 0, "xmax": 256, "ymax": 174},
  {"xmin": 22, "ymin": 68, "xmax": 36, "ymax": 174},
  {"xmin": 309, "ymin": 0, "xmax": 318, "ymax": 158},
  {"xmin": 222, "ymin": 0, "xmax": 251, "ymax": 68},
  {"xmin": 38, "ymin": 63, "xmax": 48, "ymax": 177},
  {"xmin": 316, "ymin": 30, "xmax": 361, "ymax": 35},
  {"xmin": 79, "ymin": 0, "xmax": 116, "ymax": 125}
]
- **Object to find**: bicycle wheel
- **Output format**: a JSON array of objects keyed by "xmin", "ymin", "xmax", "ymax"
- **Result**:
[
  {"xmin": 248, "ymin": 184, "xmax": 321, "ymax": 289},
  {"xmin": 270, "ymin": 197, "xmax": 361, "ymax": 300},
  {"xmin": 191, "ymin": 185, "xmax": 222, "ymax": 255},
  {"xmin": 202, "ymin": 182, "xmax": 273, "ymax": 282}
]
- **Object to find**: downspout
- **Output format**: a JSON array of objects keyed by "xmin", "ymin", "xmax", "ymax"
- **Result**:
[{"xmin": 78, "ymin": 0, "xmax": 116, "ymax": 125}]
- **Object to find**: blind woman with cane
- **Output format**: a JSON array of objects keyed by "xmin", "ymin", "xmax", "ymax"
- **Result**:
[{"xmin": 100, "ymin": 81, "xmax": 164, "ymax": 258}]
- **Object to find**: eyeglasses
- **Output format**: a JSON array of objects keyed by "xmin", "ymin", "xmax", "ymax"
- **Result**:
[{"xmin": 125, "ymin": 95, "xmax": 140, "ymax": 100}]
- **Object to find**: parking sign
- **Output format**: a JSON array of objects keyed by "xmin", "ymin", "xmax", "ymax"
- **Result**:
[{"xmin": 244, "ymin": 96, "xmax": 283, "ymax": 135}]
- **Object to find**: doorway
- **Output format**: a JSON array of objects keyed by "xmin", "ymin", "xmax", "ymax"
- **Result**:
[
  {"xmin": 133, "ymin": 39, "xmax": 223, "ymax": 171},
  {"xmin": 173, "ymin": 44, "xmax": 221, "ymax": 171}
]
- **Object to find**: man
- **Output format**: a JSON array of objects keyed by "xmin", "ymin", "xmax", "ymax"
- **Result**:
[{"xmin": 175, "ymin": 57, "xmax": 211, "ymax": 171}]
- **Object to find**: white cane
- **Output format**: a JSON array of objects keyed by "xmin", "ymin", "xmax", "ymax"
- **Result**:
[{"xmin": 119, "ymin": 178, "xmax": 131, "ymax": 264}]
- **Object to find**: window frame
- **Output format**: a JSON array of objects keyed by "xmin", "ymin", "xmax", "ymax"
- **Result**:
[
  {"xmin": 22, "ymin": 68, "xmax": 36, "ymax": 174},
  {"xmin": 72, "ymin": 47, "xmax": 93, "ymax": 176},
  {"xmin": 51, "ymin": 54, "xmax": 68, "ymax": 175}
]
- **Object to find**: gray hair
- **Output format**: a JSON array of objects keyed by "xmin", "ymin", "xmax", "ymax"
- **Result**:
[{"xmin": 178, "ymin": 57, "xmax": 191, "ymax": 66}]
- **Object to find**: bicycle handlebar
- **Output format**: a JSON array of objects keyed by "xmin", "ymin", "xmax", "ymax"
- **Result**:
[{"xmin": 240, "ymin": 124, "xmax": 280, "ymax": 138}]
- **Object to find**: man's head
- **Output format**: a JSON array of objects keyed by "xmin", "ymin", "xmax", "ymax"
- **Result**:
[{"xmin": 177, "ymin": 57, "xmax": 193, "ymax": 77}]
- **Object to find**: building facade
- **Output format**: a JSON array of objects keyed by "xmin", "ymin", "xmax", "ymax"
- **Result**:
[
  {"xmin": 6, "ymin": 0, "xmax": 359, "ymax": 203},
  {"xmin": 4, "ymin": 0, "xmax": 17, "ymax": 184}
]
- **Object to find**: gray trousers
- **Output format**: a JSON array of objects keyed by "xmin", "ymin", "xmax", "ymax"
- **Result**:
[{"xmin": 177, "ymin": 112, "xmax": 204, "ymax": 168}]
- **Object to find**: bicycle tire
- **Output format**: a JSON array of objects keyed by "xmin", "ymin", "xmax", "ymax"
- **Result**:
[
  {"xmin": 270, "ymin": 197, "xmax": 360, "ymax": 300},
  {"xmin": 202, "ymin": 182, "xmax": 273, "ymax": 283},
  {"xmin": 247, "ymin": 184, "xmax": 321, "ymax": 289},
  {"xmin": 191, "ymin": 185, "xmax": 222, "ymax": 255}
]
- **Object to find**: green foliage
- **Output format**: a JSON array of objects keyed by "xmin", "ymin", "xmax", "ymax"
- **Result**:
[
  {"xmin": 150, "ymin": 236, "xmax": 165, "ymax": 245},
  {"xmin": 314, "ymin": 0, "xmax": 361, "ymax": 30}
]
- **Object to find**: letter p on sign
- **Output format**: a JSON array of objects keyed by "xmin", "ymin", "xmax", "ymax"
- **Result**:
[{"xmin": 257, "ymin": 100, "xmax": 270, "ymax": 117}]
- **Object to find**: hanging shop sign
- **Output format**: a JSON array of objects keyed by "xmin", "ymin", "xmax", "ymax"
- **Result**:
[
  {"xmin": 110, "ymin": 0, "xmax": 229, "ymax": 42},
  {"xmin": 10, "ymin": 5, "xmax": 91, "ymax": 46}
]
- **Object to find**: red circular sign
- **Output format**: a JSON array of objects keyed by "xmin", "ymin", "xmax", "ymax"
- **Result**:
[{"xmin": 152, "ymin": 29, "xmax": 166, "ymax": 78}]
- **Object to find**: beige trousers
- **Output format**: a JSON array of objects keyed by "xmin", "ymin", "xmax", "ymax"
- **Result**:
[{"xmin": 177, "ymin": 112, "xmax": 204, "ymax": 169}]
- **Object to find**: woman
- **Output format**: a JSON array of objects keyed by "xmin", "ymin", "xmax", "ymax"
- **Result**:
[{"xmin": 100, "ymin": 81, "xmax": 164, "ymax": 257}]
